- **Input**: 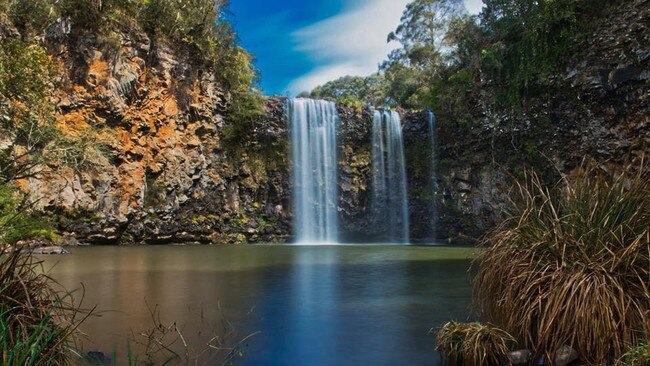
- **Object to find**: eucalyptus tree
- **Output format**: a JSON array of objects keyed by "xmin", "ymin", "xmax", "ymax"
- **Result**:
[{"xmin": 383, "ymin": 0, "xmax": 466, "ymax": 108}]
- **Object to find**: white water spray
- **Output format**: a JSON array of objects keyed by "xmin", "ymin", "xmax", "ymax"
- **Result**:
[
  {"xmin": 428, "ymin": 111, "xmax": 438, "ymax": 241},
  {"xmin": 287, "ymin": 99, "xmax": 339, "ymax": 244},
  {"xmin": 371, "ymin": 110, "xmax": 410, "ymax": 244}
]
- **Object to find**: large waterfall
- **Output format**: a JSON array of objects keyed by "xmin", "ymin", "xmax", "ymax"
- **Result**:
[
  {"xmin": 287, "ymin": 98, "xmax": 340, "ymax": 244},
  {"xmin": 371, "ymin": 110, "xmax": 410, "ymax": 244},
  {"xmin": 428, "ymin": 111, "xmax": 438, "ymax": 241}
]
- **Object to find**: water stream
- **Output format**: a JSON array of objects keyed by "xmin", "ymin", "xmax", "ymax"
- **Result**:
[
  {"xmin": 428, "ymin": 111, "xmax": 438, "ymax": 240},
  {"xmin": 371, "ymin": 110, "xmax": 410, "ymax": 243},
  {"xmin": 287, "ymin": 99, "xmax": 339, "ymax": 244}
]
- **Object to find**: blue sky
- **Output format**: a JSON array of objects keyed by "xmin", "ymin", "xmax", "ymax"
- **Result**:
[{"xmin": 229, "ymin": 0, "xmax": 484, "ymax": 96}]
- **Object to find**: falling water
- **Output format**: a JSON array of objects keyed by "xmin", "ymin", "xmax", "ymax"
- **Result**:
[
  {"xmin": 428, "ymin": 111, "xmax": 438, "ymax": 241},
  {"xmin": 287, "ymin": 98, "xmax": 339, "ymax": 244},
  {"xmin": 371, "ymin": 110, "xmax": 410, "ymax": 244}
]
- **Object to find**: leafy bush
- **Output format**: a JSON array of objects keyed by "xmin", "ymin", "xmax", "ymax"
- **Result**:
[
  {"xmin": 435, "ymin": 321, "xmax": 515, "ymax": 366},
  {"xmin": 474, "ymin": 163, "xmax": 650, "ymax": 364},
  {"xmin": 0, "ymin": 184, "xmax": 57, "ymax": 245},
  {"xmin": 0, "ymin": 39, "xmax": 58, "ymax": 183}
]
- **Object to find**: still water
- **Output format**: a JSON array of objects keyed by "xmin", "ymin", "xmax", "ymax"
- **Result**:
[{"xmin": 43, "ymin": 245, "xmax": 474, "ymax": 365}]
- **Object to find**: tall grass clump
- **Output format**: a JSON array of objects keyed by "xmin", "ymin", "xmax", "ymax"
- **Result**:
[
  {"xmin": 0, "ymin": 250, "xmax": 85, "ymax": 365},
  {"xmin": 435, "ymin": 321, "xmax": 515, "ymax": 366},
  {"xmin": 474, "ymin": 162, "xmax": 650, "ymax": 364}
]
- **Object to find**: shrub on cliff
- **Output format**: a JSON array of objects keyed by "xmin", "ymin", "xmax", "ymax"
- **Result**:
[
  {"xmin": 473, "ymin": 162, "xmax": 650, "ymax": 364},
  {"xmin": 0, "ymin": 39, "xmax": 58, "ymax": 183}
]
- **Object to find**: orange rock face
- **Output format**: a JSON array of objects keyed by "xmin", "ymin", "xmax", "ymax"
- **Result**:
[{"xmin": 23, "ymin": 22, "xmax": 291, "ymax": 244}]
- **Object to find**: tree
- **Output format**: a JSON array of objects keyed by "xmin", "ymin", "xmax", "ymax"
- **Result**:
[
  {"xmin": 0, "ymin": 39, "xmax": 58, "ymax": 184},
  {"xmin": 387, "ymin": 0, "xmax": 464, "ymax": 68},
  {"xmin": 382, "ymin": 0, "xmax": 465, "ymax": 108},
  {"xmin": 310, "ymin": 74, "xmax": 388, "ymax": 106}
]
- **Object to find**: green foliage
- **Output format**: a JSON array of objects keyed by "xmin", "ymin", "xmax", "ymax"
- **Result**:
[
  {"xmin": 380, "ymin": 0, "xmax": 464, "ymax": 108},
  {"xmin": 5, "ymin": 0, "xmax": 58, "ymax": 37},
  {"xmin": 0, "ymin": 38, "xmax": 105, "ymax": 183},
  {"xmin": 474, "ymin": 163, "xmax": 650, "ymax": 364},
  {"xmin": 435, "ymin": 321, "xmax": 515, "ymax": 366},
  {"xmin": 310, "ymin": 74, "xmax": 388, "ymax": 106},
  {"xmin": 619, "ymin": 340, "xmax": 650, "ymax": 366},
  {"xmin": 0, "ymin": 39, "xmax": 58, "ymax": 183},
  {"xmin": 1, "ymin": 0, "xmax": 258, "ymax": 104},
  {"xmin": 479, "ymin": 0, "xmax": 582, "ymax": 105},
  {"xmin": 0, "ymin": 184, "xmax": 56, "ymax": 245}
]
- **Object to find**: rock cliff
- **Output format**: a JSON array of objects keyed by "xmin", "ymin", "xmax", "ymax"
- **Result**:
[
  {"xmin": 432, "ymin": 0, "xmax": 649, "ymax": 242},
  {"xmin": 4, "ymin": 0, "xmax": 647, "ymax": 245},
  {"xmin": 9, "ymin": 18, "xmax": 292, "ymax": 244}
]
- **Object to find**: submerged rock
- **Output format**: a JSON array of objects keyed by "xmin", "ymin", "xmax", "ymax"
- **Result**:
[
  {"xmin": 509, "ymin": 349, "xmax": 533, "ymax": 366},
  {"xmin": 554, "ymin": 345, "xmax": 579, "ymax": 366}
]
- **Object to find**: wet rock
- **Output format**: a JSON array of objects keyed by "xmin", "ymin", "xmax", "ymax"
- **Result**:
[
  {"xmin": 85, "ymin": 351, "xmax": 112, "ymax": 366},
  {"xmin": 554, "ymin": 345, "xmax": 579, "ymax": 366},
  {"xmin": 609, "ymin": 64, "xmax": 641, "ymax": 86},
  {"xmin": 509, "ymin": 349, "xmax": 533, "ymax": 366},
  {"xmin": 31, "ymin": 246, "xmax": 70, "ymax": 255}
]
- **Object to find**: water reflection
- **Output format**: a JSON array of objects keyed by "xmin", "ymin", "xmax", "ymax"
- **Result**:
[{"xmin": 43, "ymin": 245, "xmax": 473, "ymax": 365}]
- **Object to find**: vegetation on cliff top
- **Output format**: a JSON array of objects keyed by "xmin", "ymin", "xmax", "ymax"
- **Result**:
[{"xmin": 306, "ymin": 0, "xmax": 619, "ymax": 123}]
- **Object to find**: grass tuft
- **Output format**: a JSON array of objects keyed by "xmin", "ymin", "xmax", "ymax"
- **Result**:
[
  {"xmin": 473, "ymin": 161, "xmax": 650, "ymax": 364},
  {"xmin": 435, "ymin": 321, "xmax": 515, "ymax": 366},
  {"xmin": 0, "ymin": 250, "xmax": 86, "ymax": 365}
]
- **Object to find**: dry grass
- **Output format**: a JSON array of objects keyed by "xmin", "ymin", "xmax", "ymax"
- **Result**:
[
  {"xmin": 473, "ymin": 161, "xmax": 650, "ymax": 365},
  {"xmin": 0, "ymin": 250, "xmax": 87, "ymax": 365},
  {"xmin": 435, "ymin": 321, "xmax": 515, "ymax": 366},
  {"xmin": 123, "ymin": 302, "xmax": 260, "ymax": 366}
]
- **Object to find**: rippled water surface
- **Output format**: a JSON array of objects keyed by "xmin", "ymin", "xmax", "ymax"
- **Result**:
[{"xmin": 43, "ymin": 245, "xmax": 474, "ymax": 365}]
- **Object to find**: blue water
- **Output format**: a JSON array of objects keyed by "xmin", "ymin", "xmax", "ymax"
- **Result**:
[{"xmin": 44, "ymin": 245, "xmax": 473, "ymax": 365}]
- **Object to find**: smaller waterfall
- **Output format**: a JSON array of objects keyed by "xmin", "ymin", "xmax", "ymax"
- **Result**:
[
  {"xmin": 428, "ymin": 111, "xmax": 438, "ymax": 241},
  {"xmin": 287, "ymin": 98, "xmax": 339, "ymax": 244},
  {"xmin": 371, "ymin": 110, "xmax": 410, "ymax": 244}
]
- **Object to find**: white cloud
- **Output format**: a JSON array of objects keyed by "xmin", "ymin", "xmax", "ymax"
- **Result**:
[
  {"xmin": 287, "ymin": 0, "xmax": 485, "ymax": 95},
  {"xmin": 287, "ymin": 0, "xmax": 408, "ymax": 94}
]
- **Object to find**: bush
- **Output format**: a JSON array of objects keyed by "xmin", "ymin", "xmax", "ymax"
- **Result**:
[
  {"xmin": 435, "ymin": 321, "xmax": 515, "ymax": 366},
  {"xmin": 474, "ymin": 162, "xmax": 650, "ymax": 364},
  {"xmin": 0, "ymin": 184, "xmax": 57, "ymax": 245}
]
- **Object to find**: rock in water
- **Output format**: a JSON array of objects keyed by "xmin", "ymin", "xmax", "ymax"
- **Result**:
[
  {"xmin": 554, "ymin": 345, "xmax": 579, "ymax": 366},
  {"xmin": 31, "ymin": 246, "xmax": 70, "ymax": 255},
  {"xmin": 509, "ymin": 349, "xmax": 533, "ymax": 366}
]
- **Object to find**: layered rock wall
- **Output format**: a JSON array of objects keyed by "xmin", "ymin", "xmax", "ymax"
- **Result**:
[{"xmin": 6, "ymin": 0, "xmax": 648, "ymax": 244}]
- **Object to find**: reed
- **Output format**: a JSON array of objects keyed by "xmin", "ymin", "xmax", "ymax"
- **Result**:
[
  {"xmin": 473, "ymin": 162, "xmax": 650, "ymax": 365},
  {"xmin": 0, "ymin": 250, "xmax": 86, "ymax": 365}
]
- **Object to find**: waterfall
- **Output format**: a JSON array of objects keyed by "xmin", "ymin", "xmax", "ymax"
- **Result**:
[
  {"xmin": 287, "ymin": 98, "xmax": 340, "ymax": 244},
  {"xmin": 371, "ymin": 110, "xmax": 410, "ymax": 244},
  {"xmin": 428, "ymin": 111, "xmax": 438, "ymax": 241}
]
